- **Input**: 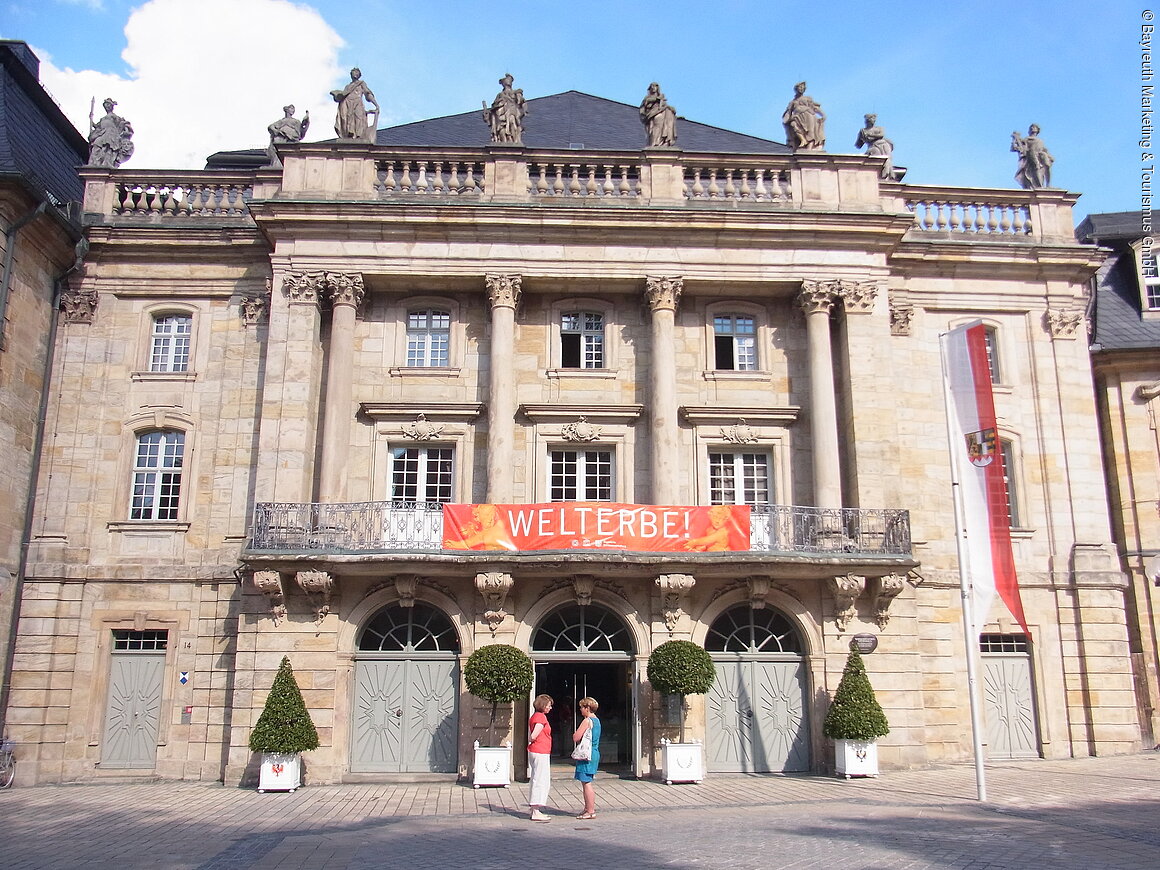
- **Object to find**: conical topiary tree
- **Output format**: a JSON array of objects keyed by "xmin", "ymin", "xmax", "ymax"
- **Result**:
[
  {"xmin": 823, "ymin": 647, "xmax": 890, "ymax": 742},
  {"xmin": 647, "ymin": 639, "xmax": 716, "ymax": 742},
  {"xmin": 464, "ymin": 643, "xmax": 534, "ymax": 744},
  {"xmin": 249, "ymin": 656, "xmax": 320, "ymax": 755}
]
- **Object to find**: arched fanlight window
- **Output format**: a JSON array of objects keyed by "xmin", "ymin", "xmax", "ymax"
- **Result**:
[
  {"xmin": 357, "ymin": 603, "xmax": 460, "ymax": 653},
  {"xmin": 532, "ymin": 604, "xmax": 633, "ymax": 654},
  {"xmin": 705, "ymin": 605, "xmax": 803, "ymax": 654}
]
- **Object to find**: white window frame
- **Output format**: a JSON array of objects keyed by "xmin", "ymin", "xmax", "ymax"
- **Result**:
[
  {"xmin": 149, "ymin": 314, "xmax": 192, "ymax": 372},
  {"xmin": 389, "ymin": 445, "xmax": 455, "ymax": 505},
  {"xmin": 1132, "ymin": 238, "xmax": 1160, "ymax": 314},
  {"xmin": 547, "ymin": 298, "xmax": 618, "ymax": 379},
  {"xmin": 702, "ymin": 302, "xmax": 770, "ymax": 380},
  {"xmin": 387, "ymin": 296, "xmax": 465, "ymax": 377},
  {"xmin": 549, "ymin": 447, "xmax": 615, "ymax": 502},
  {"xmin": 404, "ymin": 308, "xmax": 451, "ymax": 367},
  {"xmin": 130, "ymin": 429, "xmax": 186, "ymax": 521},
  {"xmin": 708, "ymin": 451, "xmax": 773, "ymax": 505},
  {"xmin": 133, "ymin": 304, "xmax": 199, "ymax": 382}
]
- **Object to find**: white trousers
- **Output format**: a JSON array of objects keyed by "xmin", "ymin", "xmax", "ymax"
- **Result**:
[{"xmin": 528, "ymin": 751, "xmax": 551, "ymax": 806}]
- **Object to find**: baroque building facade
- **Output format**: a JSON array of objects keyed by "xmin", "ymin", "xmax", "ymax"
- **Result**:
[{"xmin": 3, "ymin": 87, "xmax": 1142, "ymax": 785}]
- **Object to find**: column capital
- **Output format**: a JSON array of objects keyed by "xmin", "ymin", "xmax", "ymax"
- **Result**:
[
  {"xmin": 282, "ymin": 270, "xmax": 325, "ymax": 305},
  {"xmin": 326, "ymin": 272, "xmax": 365, "ymax": 308},
  {"xmin": 60, "ymin": 287, "xmax": 99, "ymax": 323},
  {"xmin": 485, "ymin": 274, "xmax": 522, "ymax": 309},
  {"xmin": 797, "ymin": 279, "xmax": 839, "ymax": 315},
  {"xmin": 644, "ymin": 275, "xmax": 683, "ymax": 312},
  {"xmin": 836, "ymin": 280, "xmax": 880, "ymax": 314}
]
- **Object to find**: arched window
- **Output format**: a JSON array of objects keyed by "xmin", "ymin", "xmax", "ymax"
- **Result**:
[
  {"xmin": 532, "ymin": 604, "xmax": 633, "ymax": 654},
  {"xmin": 705, "ymin": 605, "xmax": 803, "ymax": 654},
  {"xmin": 357, "ymin": 603, "xmax": 460, "ymax": 653},
  {"xmin": 149, "ymin": 314, "xmax": 192, "ymax": 372},
  {"xmin": 130, "ymin": 429, "xmax": 185, "ymax": 520}
]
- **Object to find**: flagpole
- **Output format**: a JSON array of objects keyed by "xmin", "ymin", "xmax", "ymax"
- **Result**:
[{"xmin": 940, "ymin": 332, "xmax": 988, "ymax": 802}]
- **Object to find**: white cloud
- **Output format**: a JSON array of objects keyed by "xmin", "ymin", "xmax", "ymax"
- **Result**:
[{"xmin": 36, "ymin": 0, "xmax": 345, "ymax": 168}]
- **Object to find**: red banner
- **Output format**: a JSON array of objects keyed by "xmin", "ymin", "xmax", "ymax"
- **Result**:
[{"xmin": 442, "ymin": 503, "xmax": 751, "ymax": 552}]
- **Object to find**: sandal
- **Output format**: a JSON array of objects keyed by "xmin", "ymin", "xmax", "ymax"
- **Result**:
[{"xmin": 576, "ymin": 812, "xmax": 597, "ymax": 820}]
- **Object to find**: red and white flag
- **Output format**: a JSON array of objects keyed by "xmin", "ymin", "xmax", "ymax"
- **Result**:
[{"xmin": 942, "ymin": 323, "xmax": 1030, "ymax": 637}]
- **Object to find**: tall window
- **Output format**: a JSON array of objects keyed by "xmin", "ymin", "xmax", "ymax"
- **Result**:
[
  {"xmin": 709, "ymin": 452, "xmax": 770, "ymax": 504},
  {"xmin": 550, "ymin": 449, "xmax": 613, "ymax": 501},
  {"xmin": 982, "ymin": 325, "xmax": 1002, "ymax": 384},
  {"xmin": 149, "ymin": 314, "xmax": 191, "ymax": 372},
  {"xmin": 560, "ymin": 311, "xmax": 604, "ymax": 368},
  {"xmin": 713, "ymin": 314, "xmax": 756, "ymax": 370},
  {"xmin": 131, "ymin": 430, "xmax": 184, "ymax": 520},
  {"xmin": 391, "ymin": 446, "xmax": 454, "ymax": 503},
  {"xmin": 999, "ymin": 438, "xmax": 1020, "ymax": 528},
  {"xmin": 406, "ymin": 309, "xmax": 450, "ymax": 367}
]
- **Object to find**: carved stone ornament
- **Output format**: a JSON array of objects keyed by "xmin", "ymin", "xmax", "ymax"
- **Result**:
[
  {"xmin": 1136, "ymin": 380, "xmax": 1160, "ymax": 401},
  {"xmin": 825, "ymin": 574, "xmax": 866, "ymax": 633},
  {"xmin": 721, "ymin": 418, "xmax": 759, "ymax": 444},
  {"xmin": 747, "ymin": 576, "xmax": 771, "ymax": 609},
  {"xmin": 561, "ymin": 416, "xmax": 602, "ymax": 442},
  {"xmin": 1044, "ymin": 307, "xmax": 1084, "ymax": 339},
  {"xmin": 485, "ymin": 274, "xmax": 522, "ymax": 309},
  {"xmin": 60, "ymin": 288, "xmax": 99, "ymax": 324},
  {"xmin": 797, "ymin": 279, "xmax": 839, "ymax": 316},
  {"xmin": 296, "ymin": 570, "xmax": 334, "ymax": 623},
  {"xmin": 644, "ymin": 276, "xmax": 683, "ymax": 312},
  {"xmin": 401, "ymin": 413, "xmax": 445, "ymax": 441},
  {"xmin": 656, "ymin": 573, "xmax": 696, "ymax": 633},
  {"xmin": 573, "ymin": 575, "xmax": 596, "ymax": 607},
  {"xmin": 326, "ymin": 272, "xmax": 366, "ymax": 308},
  {"xmin": 890, "ymin": 302, "xmax": 914, "ymax": 336},
  {"xmin": 252, "ymin": 570, "xmax": 286, "ymax": 626},
  {"xmin": 282, "ymin": 271, "xmax": 325, "ymax": 304},
  {"xmin": 474, "ymin": 571, "xmax": 514, "ymax": 632},
  {"xmin": 395, "ymin": 575, "xmax": 419, "ymax": 608},
  {"xmin": 870, "ymin": 574, "xmax": 907, "ymax": 629},
  {"xmin": 837, "ymin": 280, "xmax": 879, "ymax": 314},
  {"xmin": 240, "ymin": 292, "xmax": 268, "ymax": 326}
]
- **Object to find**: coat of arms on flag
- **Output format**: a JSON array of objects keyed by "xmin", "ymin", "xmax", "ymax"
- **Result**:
[{"xmin": 965, "ymin": 427, "xmax": 997, "ymax": 467}]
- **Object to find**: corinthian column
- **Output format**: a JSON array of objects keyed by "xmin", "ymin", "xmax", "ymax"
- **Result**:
[
  {"xmin": 319, "ymin": 272, "xmax": 364, "ymax": 502},
  {"xmin": 486, "ymin": 274, "xmax": 521, "ymax": 503},
  {"xmin": 798, "ymin": 280, "xmax": 842, "ymax": 509},
  {"xmin": 645, "ymin": 276, "xmax": 682, "ymax": 504}
]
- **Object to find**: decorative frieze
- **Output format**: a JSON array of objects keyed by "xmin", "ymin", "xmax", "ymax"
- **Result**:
[
  {"xmin": 60, "ymin": 288, "xmax": 99, "ymax": 323},
  {"xmin": 644, "ymin": 275, "xmax": 683, "ymax": 312},
  {"xmin": 485, "ymin": 274, "xmax": 522, "ymax": 309},
  {"xmin": 475, "ymin": 571, "xmax": 514, "ymax": 632},
  {"xmin": 1045, "ymin": 307, "xmax": 1084, "ymax": 339},
  {"xmin": 656, "ymin": 573, "xmax": 696, "ymax": 633},
  {"xmin": 296, "ymin": 570, "xmax": 334, "ymax": 623},
  {"xmin": 826, "ymin": 574, "xmax": 866, "ymax": 632},
  {"xmin": 870, "ymin": 574, "xmax": 907, "ymax": 629},
  {"xmin": 252, "ymin": 570, "xmax": 286, "ymax": 626}
]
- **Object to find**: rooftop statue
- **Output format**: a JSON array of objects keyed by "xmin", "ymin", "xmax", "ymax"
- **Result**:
[
  {"xmin": 782, "ymin": 81, "xmax": 825, "ymax": 151},
  {"xmin": 86, "ymin": 97, "xmax": 134, "ymax": 168},
  {"xmin": 482, "ymin": 73, "xmax": 527, "ymax": 145},
  {"xmin": 639, "ymin": 82, "xmax": 678, "ymax": 147},
  {"xmin": 855, "ymin": 113, "xmax": 897, "ymax": 180},
  {"xmin": 267, "ymin": 104, "xmax": 310, "ymax": 167},
  {"xmin": 1011, "ymin": 124, "xmax": 1054, "ymax": 189},
  {"xmin": 331, "ymin": 67, "xmax": 379, "ymax": 143}
]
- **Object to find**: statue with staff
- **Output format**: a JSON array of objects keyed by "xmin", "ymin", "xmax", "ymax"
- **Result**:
[{"xmin": 86, "ymin": 97, "xmax": 135, "ymax": 167}]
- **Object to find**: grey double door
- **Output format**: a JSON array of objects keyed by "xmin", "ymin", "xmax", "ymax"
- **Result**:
[
  {"xmin": 982, "ymin": 654, "xmax": 1039, "ymax": 758},
  {"xmin": 101, "ymin": 652, "xmax": 165, "ymax": 769},
  {"xmin": 706, "ymin": 657, "xmax": 810, "ymax": 772},
  {"xmin": 352, "ymin": 658, "xmax": 459, "ymax": 773}
]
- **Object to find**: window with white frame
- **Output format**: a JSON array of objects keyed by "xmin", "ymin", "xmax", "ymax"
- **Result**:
[
  {"xmin": 998, "ymin": 438, "xmax": 1021, "ymax": 528},
  {"xmin": 149, "ymin": 314, "xmax": 192, "ymax": 373},
  {"xmin": 713, "ymin": 314, "xmax": 757, "ymax": 371},
  {"xmin": 709, "ymin": 452, "xmax": 771, "ymax": 505},
  {"xmin": 405, "ymin": 309, "xmax": 451, "ymax": 367},
  {"xmin": 982, "ymin": 325, "xmax": 1002, "ymax": 384},
  {"xmin": 550, "ymin": 449, "xmax": 613, "ymax": 501},
  {"xmin": 560, "ymin": 311, "xmax": 605, "ymax": 369},
  {"xmin": 131, "ymin": 430, "xmax": 185, "ymax": 520},
  {"xmin": 390, "ymin": 446, "xmax": 454, "ymax": 504}
]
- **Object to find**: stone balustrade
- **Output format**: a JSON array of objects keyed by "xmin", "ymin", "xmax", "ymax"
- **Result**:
[
  {"xmin": 81, "ymin": 169, "xmax": 255, "ymax": 219},
  {"xmin": 527, "ymin": 160, "xmax": 641, "ymax": 199},
  {"xmin": 683, "ymin": 162, "xmax": 792, "ymax": 203},
  {"xmin": 375, "ymin": 158, "xmax": 485, "ymax": 197},
  {"xmin": 906, "ymin": 190, "xmax": 1033, "ymax": 236}
]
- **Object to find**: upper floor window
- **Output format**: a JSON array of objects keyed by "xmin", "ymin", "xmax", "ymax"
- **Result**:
[
  {"xmin": 149, "ymin": 315, "xmax": 191, "ymax": 373},
  {"xmin": 406, "ymin": 309, "xmax": 450, "ymax": 367},
  {"xmin": 998, "ymin": 438, "xmax": 1021, "ymax": 528},
  {"xmin": 391, "ymin": 446, "xmax": 454, "ymax": 504},
  {"xmin": 560, "ymin": 311, "xmax": 605, "ymax": 369},
  {"xmin": 131, "ymin": 430, "xmax": 184, "ymax": 520},
  {"xmin": 982, "ymin": 325, "xmax": 1002, "ymax": 384},
  {"xmin": 709, "ymin": 452, "xmax": 771, "ymax": 505},
  {"xmin": 550, "ymin": 449, "xmax": 613, "ymax": 501},
  {"xmin": 713, "ymin": 314, "xmax": 756, "ymax": 371}
]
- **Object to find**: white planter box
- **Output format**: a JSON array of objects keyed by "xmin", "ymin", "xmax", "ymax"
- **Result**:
[
  {"xmin": 834, "ymin": 739, "xmax": 878, "ymax": 778},
  {"xmin": 257, "ymin": 752, "xmax": 302, "ymax": 792},
  {"xmin": 660, "ymin": 739, "xmax": 703, "ymax": 784},
  {"xmin": 472, "ymin": 742, "xmax": 512, "ymax": 788}
]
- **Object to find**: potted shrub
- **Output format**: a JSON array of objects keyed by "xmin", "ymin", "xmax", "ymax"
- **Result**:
[
  {"xmin": 647, "ymin": 639, "xmax": 716, "ymax": 784},
  {"xmin": 463, "ymin": 643, "xmax": 534, "ymax": 788},
  {"xmin": 824, "ymin": 646, "xmax": 890, "ymax": 778},
  {"xmin": 249, "ymin": 655, "xmax": 320, "ymax": 792}
]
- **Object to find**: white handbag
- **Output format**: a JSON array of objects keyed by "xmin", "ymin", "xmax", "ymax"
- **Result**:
[{"xmin": 571, "ymin": 726, "xmax": 592, "ymax": 761}]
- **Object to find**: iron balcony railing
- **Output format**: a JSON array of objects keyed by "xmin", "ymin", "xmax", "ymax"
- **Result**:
[{"xmin": 247, "ymin": 502, "xmax": 911, "ymax": 556}]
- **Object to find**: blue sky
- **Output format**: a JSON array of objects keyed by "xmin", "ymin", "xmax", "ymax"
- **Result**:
[{"xmin": 0, "ymin": 0, "xmax": 1144, "ymax": 220}]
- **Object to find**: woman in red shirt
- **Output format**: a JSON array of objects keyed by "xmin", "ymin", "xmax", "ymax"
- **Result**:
[{"xmin": 527, "ymin": 694, "xmax": 554, "ymax": 821}]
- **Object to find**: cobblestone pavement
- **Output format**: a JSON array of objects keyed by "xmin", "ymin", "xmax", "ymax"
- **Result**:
[{"xmin": 3, "ymin": 752, "xmax": 1160, "ymax": 869}]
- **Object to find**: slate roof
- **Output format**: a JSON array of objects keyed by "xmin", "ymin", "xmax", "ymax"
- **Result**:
[
  {"xmin": 206, "ymin": 90, "xmax": 788, "ymax": 169},
  {"xmin": 1076, "ymin": 211, "xmax": 1160, "ymax": 351}
]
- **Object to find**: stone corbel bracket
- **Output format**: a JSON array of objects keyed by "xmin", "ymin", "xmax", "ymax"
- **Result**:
[
  {"xmin": 870, "ymin": 573, "xmax": 907, "ymax": 629},
  {"xmin": 747, "ymin": 576, "xmax": 771, "ymax": 609},
  {"xmin": 475, "ymin": 571, "xmax": 514, "ymax": 633},
  {"xmin": 394, "ymin": 575, "xmax": 419, "ymax": 608},
  {"xmin": 573, "ymin": 575, "xmax": 596, "ymax": 606},
  {"xmin": 296, "ymin": 570, "xmax": 334, "ymax": 624},
  {"xmin": 656, "ymin": 573, "xmax": 696, "ymax": 634},
  {"xmin": 252, "ymin": 570, "xmax": 286, "ymax": 626},
  {"xmin": 825, "ymin": 574, "xmax": 866, "ymax": 633}
]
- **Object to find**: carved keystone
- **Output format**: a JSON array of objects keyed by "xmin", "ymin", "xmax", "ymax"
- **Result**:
[
  {"xmin": 394, "ymin": 575, "xmax": 419, "ymax": 608},
  {"xmin": 474, "ymin": 571, "xmax": 514, "ymax": 632},
  {"xmin": 656, "ymin": 573, "xmax": 696, "ymax": 633},
  {"xmin": 747, "ymin": 576, "xmax": 772, "ymax": 609},
  {"xmin": 573, "ymin": 575, "xmax": 596, "ymax": 607}
]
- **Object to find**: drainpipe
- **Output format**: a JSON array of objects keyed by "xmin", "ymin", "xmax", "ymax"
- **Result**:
[{"xmin": 0, "ymin": 201, "xmax": 48, "ymax": 351}]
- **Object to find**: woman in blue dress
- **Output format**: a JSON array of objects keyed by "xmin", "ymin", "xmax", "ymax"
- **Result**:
[{"xmin": 572, "ymin": 696, "xmax": 601, "ymax": 819}]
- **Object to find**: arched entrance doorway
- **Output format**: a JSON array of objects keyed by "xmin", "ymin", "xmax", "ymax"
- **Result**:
[
  {"xmin": 704, "ymin": 604, "xmax": 810, "ymax": 772},
  {"xmin": 351, "ymin": 602, "xmax": 460, "ymax": 773},
  {"xmin": 531, "ymin": 604, "xmax": 634, "ymax": 771}
]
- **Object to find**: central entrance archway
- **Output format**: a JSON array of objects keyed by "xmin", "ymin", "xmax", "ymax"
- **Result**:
[{"xmin": 531, "ymin": 604, "xmax": 634, "ymax": 770}]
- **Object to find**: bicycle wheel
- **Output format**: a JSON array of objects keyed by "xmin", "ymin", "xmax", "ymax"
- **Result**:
[{"xmin": 0, "ymin": 752, "xmax": 14, "ymax": 788}]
